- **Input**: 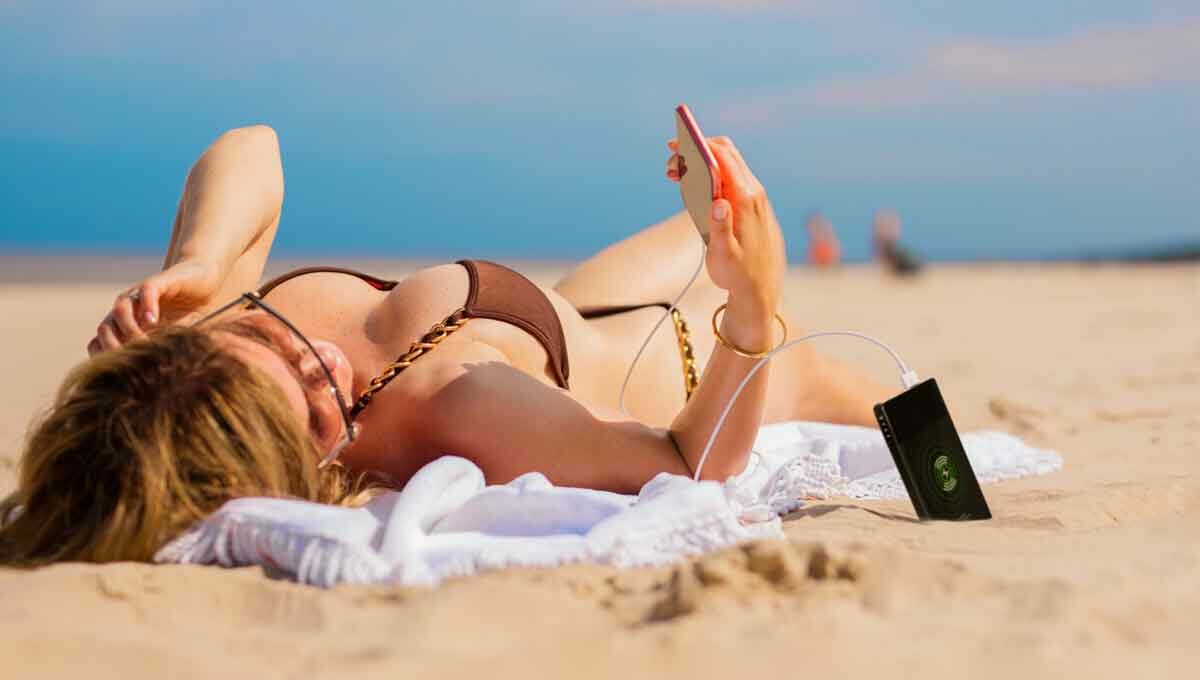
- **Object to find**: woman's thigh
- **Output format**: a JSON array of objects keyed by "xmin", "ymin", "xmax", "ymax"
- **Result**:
[
  {"xmin": 675, "ymin": 280, "xmax": 891, "ymax": 425},
  {"xmin": 554, "ymin": 212, "xmax": 710, "ymax": 310}
]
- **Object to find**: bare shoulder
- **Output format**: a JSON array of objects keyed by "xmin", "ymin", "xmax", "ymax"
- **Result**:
[{"xmin": 404, "ymin": 343, "xmax": 558, "ymax": 437}]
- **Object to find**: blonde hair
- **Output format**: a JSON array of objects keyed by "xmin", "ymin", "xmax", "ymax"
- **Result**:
[{"xmin": 0, "ymin": 326, "xmax": 362, "ymax": 566}]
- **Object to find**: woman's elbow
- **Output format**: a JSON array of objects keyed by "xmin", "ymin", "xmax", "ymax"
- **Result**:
[
  {"xmin": 691, "ymin": 445, "xmax": 752, "ymax": 483},
  {"xmin": 220, "ymin": 124, "xmax": 278, "ymax": 147},
  {"xmin": 204, "ymin": 125, "xmax": 281, "ymax": 169}
]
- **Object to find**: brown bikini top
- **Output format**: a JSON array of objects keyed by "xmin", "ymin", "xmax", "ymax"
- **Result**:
[{"xmin": 256, "ymin": 260, "xmax": 570, "ymax": 418}]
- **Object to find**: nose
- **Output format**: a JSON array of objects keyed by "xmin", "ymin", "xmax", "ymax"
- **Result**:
[
  {"xmin": 300, "ymin": 339, "xmax": 349, "ymax": 398},
  {"xmin": 309, "ymin": 339, "xmax": 344, "ymax": 372}
]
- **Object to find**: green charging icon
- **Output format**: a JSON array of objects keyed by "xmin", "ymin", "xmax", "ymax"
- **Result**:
[{"xmin": 931, "ymin": 451, "xmax": 959, "ymax": 496}]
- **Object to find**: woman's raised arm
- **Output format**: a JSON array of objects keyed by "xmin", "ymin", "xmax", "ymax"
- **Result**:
[
  {"xmin": 666, "ymin": 136, "xmax": 787, "ymax": 481},
  {"xmin": 89, "ymin": 124, "xmax": 285, "ymax": 354},
  {"xmin": 163, "ymin": 124, "xmax": 284, "ymax": 297}
]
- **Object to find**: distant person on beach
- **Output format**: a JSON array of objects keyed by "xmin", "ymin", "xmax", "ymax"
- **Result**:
[
  {"xmin": 806, "ymin": 213, "xmax": 841, "ymax": 267},
  {"xmin": 0, "ymin": 125, "xmax": 894, "ymax": 566},
  {"xmin": 873, "ymin": 209, "xmax": 922, "ymax": 276}
]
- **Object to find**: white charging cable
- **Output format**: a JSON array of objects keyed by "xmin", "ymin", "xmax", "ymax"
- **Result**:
[
  {"xmin": 611, "ymin": 238, "xmax": 919, "ymax": 482},
  {"xmin": 617, "ymin": 245, "xmax": 708, "ymax": 418},
  {"xmin": 691, "ymin": 332, "xmax": 919, "ymax": 481}
]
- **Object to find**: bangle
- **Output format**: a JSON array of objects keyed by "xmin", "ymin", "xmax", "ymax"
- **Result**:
[{"xmin": 710, "ymin": 303, "xmax": 788, "ymax": 358}]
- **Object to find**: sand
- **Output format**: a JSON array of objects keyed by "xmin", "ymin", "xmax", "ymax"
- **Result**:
[{"xmin": 0, "ymin": 259, "xmax": 1197, "ymax": 679}]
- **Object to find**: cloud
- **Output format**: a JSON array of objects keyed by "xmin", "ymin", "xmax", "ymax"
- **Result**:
[
  {"xmin": 927, "ymin": 21, "xmax": 1200, "ymax": 88},
  {"xmin": 721, "ymin": 18, "xmax": 1200, "ymax": 120}
]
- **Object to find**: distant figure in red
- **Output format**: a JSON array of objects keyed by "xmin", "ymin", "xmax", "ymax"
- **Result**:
[
  {"xmin": 872, "ymin": 209, "xmax": 922, "ymax": 276},
  {"xmin": 806, "ymin": 213, "xmax": 841, "ymax": 267}
]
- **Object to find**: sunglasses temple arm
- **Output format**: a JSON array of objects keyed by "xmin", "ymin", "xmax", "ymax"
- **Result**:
[
  {"xmin": 318, "ymin": 437, "xmax": 351, "ymax": 469},
  {"xmin": 317, "ymin": 422, "xmax": 360, "ymax": 470}
]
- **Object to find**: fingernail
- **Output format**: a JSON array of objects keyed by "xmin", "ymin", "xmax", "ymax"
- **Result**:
[
  {"xmin": 143, "ymin": 310, "xmax": 157, "ymax": 324},
  {"xmin": 713, "ymin": 202, "xmax": 729, "ymax": 221}
]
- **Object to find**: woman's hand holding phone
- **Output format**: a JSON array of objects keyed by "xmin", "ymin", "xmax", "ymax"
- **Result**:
[{"xmin": 666, "ymin": 134, "xmax": 787, "ymax": 351}]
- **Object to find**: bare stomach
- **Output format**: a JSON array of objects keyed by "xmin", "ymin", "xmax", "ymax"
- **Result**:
[
  {"xmin": 547, "ymin": 282, "xmax": 852, "ymax": 428},
  {"xmin": 457, "ymin": 281, "xmax": 721, "ymax": 428},
  {"xmin": 551, "ymin": 286, "xmax": 725, "ymax": 428}
]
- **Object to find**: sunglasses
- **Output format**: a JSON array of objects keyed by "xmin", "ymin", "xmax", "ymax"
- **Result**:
[{"xmin": 195, "ymin": 292, "xmax": 358, "ymax": 468}]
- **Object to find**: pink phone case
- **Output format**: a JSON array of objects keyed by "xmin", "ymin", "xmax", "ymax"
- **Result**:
[
  {"xmin": 675, "ymin": 104, "xmax": 722, "ymax": 242},
  {"xmin": 675, "ymin": 104, "xmax": 721, "ymax": 198}
]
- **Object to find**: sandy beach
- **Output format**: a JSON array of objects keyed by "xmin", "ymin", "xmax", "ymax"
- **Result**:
[{"xmin": 1, "ymin": 259, "xmax": 1197, "ymax": 679}]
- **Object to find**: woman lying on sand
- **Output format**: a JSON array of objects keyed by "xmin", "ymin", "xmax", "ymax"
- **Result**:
[{"xmin": 0, "ymin": 125, "xmax": 890, "ymax": 565}]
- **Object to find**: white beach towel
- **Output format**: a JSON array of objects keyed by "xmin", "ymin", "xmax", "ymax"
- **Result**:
[{"xmin": 155, "ymin": 422, "xmax": 1062, "ymax": 587}]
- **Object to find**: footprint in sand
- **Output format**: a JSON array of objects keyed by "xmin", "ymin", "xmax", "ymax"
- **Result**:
[
  {"xmin": 626, "ymin": 540, "xmax": 871, "ymax": 625},
  {"xmin": 988, "ymin": 397, "xmax": 1048, "ymax": 436}
]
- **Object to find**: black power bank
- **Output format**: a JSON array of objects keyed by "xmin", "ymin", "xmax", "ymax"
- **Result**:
[{"xmin": 874, "ymin": 378, "xmax": 991, "ymax": 521}]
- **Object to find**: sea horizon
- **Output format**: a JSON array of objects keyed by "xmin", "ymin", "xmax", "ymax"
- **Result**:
[{"xmin": 2, "ymin": 242, "xmax": 1195, "ymax": 286}]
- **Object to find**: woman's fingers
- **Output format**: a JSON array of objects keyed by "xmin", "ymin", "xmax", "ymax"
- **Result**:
[
  {"xmin": 710, "ymin": 198, "xmax": 738, "ymax": 253},
  {"xmin": 136, "ymin": 281, "xmax": 160, "ymax": 326},
  {"xmin": 711, "ymin": 137, "xmax": 759, "ymax": 189},
  {"xmin": 667, "ymin": 136, "xmax": 761, "ymax": 195},
  {"xmin": 93, "ymin": 283, "xmax": 160, "ymax": 354},
  {"xmin": 665, "ymin": 153, "xmax": 681, "ymax": 181},
  {"xmin": 709, "ymin": 137, "xmax": 750, "ymax": 174},
  {"xmin": 707, "ymin": 142, "xmax": 743, "ymax": 201},
  {"xmin": 87, "ymin": 262, "xmax": 215, "ymax": 354},
  {"xmin": 110, "ymin": 293, "xmax": 145, "ymax": 342},
  {"xmin": 96, "ymin": 315, "xmax": 121, "ymax": 352},
  {"xmin": 707, "ymin": 137, "xmax": 757, "ymax": 198},
  {"xmin": 702, "ymin": 198, "xmax": 745, "ymax": 293}
]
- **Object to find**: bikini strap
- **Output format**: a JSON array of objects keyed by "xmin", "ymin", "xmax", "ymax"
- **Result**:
[
  {"xmin": 257, "ymin": 266, "xmax": 399, "ymax": 297},
  {"xmin": 577, "ymin": 302, "xmax": 673, "ymax": 319},
  {"xmin": 349, "ymin": 308, "xmax": 471, "ymax": 419}
]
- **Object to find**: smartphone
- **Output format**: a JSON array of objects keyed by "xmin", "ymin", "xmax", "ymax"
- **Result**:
[{"xmin": 674, "ymin": 104, "xmax": 721, "ymax": 243}]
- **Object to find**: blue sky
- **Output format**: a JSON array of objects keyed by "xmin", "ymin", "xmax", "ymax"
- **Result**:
[{"xmin": 1, "ymin": 1, "xmax": 1197, "ymax": 261}]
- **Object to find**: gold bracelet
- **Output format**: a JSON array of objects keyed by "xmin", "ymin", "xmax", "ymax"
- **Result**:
[{"xmin": 710, "ymin": 303, "xmax": 789, "ymax": 358}]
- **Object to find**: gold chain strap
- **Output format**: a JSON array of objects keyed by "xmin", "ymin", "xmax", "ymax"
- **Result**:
[
  {"xmin": 349, "ymin": 308, "xmax": 471, "ymax": 419},
  {"xmin": 350, "ymin": 304, "xmax": 700, "ymax": 417},
  {"xmin": 670, "ymin": 308, "xmax": 700, "ymax": 400}
]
